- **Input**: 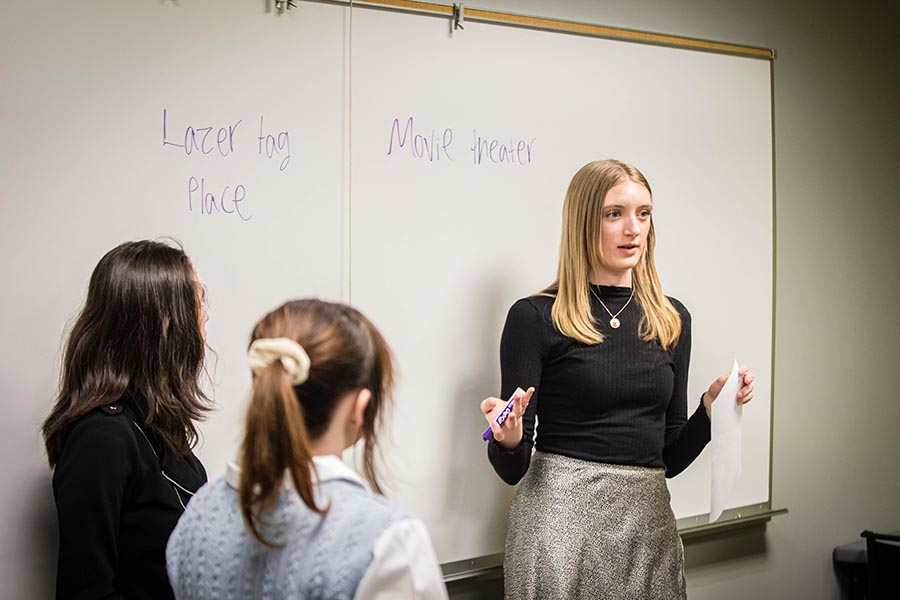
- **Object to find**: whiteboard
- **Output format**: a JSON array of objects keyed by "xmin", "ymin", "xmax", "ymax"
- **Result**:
[
  {"xmin": 348, "ymin": 8, "xmax": 773, "ymax": 563},
  {"xmin": 0, "ymin": 0, "xmax": 772, "ymax": 587}
]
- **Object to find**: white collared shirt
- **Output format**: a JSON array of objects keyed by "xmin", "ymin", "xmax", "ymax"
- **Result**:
[{"xmin": 225, "ymin": 455, "xmax": 448, "ymax": 600}]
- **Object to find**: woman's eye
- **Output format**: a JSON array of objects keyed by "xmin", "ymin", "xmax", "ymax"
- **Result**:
[{"xmin": 606, "ymin": 211, "xmax": 620, "ymax": 218}]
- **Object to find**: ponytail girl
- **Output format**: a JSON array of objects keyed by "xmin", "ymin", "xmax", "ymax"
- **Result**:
[{"xmin": 167, "ymin": 299, "xmax": 448, "ymax": 600}]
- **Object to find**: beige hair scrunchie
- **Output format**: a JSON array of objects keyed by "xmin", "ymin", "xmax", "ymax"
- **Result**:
[{"xmin": 247, "ymin": 338, "xmax": 310, "ymax": 385}]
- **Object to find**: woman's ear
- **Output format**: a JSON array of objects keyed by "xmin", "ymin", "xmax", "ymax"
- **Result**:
[{"xmin": 349, "ymin": 388, "xmax": 372, "ymax": 427}]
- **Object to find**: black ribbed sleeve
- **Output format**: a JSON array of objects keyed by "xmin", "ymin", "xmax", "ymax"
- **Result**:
[
  {"xmin": 487, "ymin": 298, "xmax": 545, "ymax": 485},
  {"xmin": 487, "ymin": 286, "xmax": 710, "ymax": 485}
]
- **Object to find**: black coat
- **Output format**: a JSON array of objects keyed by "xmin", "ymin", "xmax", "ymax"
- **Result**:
[{"xmin": 52, "ymin": 396, "xmax": 207, "ymax": 600}]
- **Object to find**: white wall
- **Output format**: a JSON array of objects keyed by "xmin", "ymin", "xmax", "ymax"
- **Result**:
[{"xmin": 464, "ymin": 0, "xmax": 900, "ymax": 598}]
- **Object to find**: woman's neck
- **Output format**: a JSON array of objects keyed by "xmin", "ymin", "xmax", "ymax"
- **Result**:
[
  {"xmin": 309, "ymin": 430, "xmax": 345, "ymax": 458},
  {"xmin": 589, "ymin": 269, "xmax": 633, "ymax": 287}
]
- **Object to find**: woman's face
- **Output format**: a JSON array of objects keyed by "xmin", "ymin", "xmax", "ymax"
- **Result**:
[
  {"xmin": 595, "ymin": 179, "xmax": 653, "ymax": 286},
  {"xmin": 191, "ymin": 268, "xmax": 209, "ymax": 342}
]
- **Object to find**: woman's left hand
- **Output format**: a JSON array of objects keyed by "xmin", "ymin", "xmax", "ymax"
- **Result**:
[{"xmin": 702, "ymin": 365, "xmax": 754, "ymax": 418}]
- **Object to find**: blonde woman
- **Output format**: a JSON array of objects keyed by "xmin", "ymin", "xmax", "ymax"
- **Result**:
[{"xmin": 480, "ymin": 160, "xmax": 754, "ymax": 599}]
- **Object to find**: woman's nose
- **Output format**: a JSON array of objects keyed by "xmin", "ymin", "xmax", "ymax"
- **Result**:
[{"xmin": 624, "ymin": 214, "xmax": 640, "ymax": 235}]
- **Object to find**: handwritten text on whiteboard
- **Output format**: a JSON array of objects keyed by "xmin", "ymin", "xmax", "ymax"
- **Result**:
[
  {"xmin": 387, "ymin": 116, "xmax": 535, "ymax": 166},
  {"xmin": 162, "ymin": 109, "xmax": 293, "ymax": 222}
]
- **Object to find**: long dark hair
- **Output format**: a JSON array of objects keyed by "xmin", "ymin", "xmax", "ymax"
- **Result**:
[
  {"xmin": 239, "ymin": 299, "xmax": 394, "ymax": 546},
  {"xmin": 43, "ymin": 240, "xmax": 211, "ymax": 467}
]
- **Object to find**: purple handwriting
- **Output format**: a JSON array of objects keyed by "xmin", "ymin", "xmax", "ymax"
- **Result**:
[
  {"xmin": 163, "ymin": 109, "xmax": 293, "ymax": 221},
  {"xmin": 162, "ymin": 109, "xmax": 242, "ymax": 157},
  {"xmin": 258, "ymin": 116, "xmax": 291, "ymax": 172},
  {"xmin": 162, "ymin": 109, "xmax": 290, "ymax": 173},
  {"xmin": 388, "ymin": 116, "xmax": 454, "ymax": 162},
  {"xmin": 470, "ymin": 130, "xmax": 535, "ymax": 166},
  {"xmin": 188, "ymin": 176, "xmax": 252, "ymax": 222},
  {"xmin": 386, "ymin": 117, "xmax": 535, "ymax": 166}
]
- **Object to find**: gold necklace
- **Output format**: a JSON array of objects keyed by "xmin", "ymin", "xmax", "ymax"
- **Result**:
[{"xmin": 589, "ymin": 285, "xmax": 634, "ymax": 329}]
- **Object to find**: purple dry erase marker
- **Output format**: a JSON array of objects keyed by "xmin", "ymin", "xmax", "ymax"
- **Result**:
[{"xmin": 482, "ymin": 387, "xmax": 526, "ymax": 441}]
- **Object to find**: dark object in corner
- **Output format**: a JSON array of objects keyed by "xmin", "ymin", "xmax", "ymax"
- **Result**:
[{"xmin": 860, "ymin": 530, "xmax": 900, "ymax": 600}]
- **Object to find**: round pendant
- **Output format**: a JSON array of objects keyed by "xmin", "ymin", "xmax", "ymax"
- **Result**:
[{"xmin": 610, "ymin": 317, "xmax": 620, "ymax": 329}]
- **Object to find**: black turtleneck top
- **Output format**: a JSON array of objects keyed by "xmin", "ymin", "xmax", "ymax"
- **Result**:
[{"xmin": 487, "ymin": 285, "xmax": 711, "ymax": 485}]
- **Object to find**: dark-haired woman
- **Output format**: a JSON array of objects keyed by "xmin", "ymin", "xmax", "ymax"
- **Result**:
[
  {"xmin": 166, "ymin": 299, "xmax": 448, "ymax": 599},
  {"xmin": 43, "ymin": 240, "xmax": 212, "ymax": 600}
]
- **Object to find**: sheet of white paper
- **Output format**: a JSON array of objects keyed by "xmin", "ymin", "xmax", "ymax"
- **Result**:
[{"xmin": 710, "ymin": 359, "xmax": 743, "ymax": 522}]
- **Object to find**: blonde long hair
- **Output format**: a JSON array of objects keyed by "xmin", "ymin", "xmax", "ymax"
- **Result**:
[{"xmin": 541, "ymin": 159, "xmax": 682, "ymax": 349}]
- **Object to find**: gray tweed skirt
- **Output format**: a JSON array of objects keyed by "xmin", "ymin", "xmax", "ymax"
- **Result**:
[{"xmin": 504, "ymin": 451, "xmax": 685, "ymax": 600}]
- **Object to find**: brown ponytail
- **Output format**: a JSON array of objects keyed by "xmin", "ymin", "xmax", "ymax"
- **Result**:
[
  {"xmin": 239, "ymin": 360, "xmax": 323, "ymax": 547},
  {"xmin": 237, "ymin": 299, "xmax": 395, "ymax": 547}
]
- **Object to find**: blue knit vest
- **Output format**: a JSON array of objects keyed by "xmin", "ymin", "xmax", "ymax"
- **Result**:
[{"xmin": 167, "ymin": 470, "xmax": 410, "ymax": 599}]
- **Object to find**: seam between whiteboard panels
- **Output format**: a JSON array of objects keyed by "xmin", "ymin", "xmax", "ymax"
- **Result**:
[
  {"xmin": 344, "ymin": 0, "xmax": 354, "ymax": 304},
  {"xmin": 349, "ymin": 0, "xmax": 353, "ymax": 304}
]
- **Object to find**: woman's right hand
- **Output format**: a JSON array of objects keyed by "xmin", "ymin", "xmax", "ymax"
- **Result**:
[{"xmin": 480, "ymin": 387, "xmax": 534, "ymax": 450}]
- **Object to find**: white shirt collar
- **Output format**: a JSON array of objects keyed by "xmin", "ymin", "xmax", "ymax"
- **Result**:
[
  {"xmin": 225, "ymin": 454, "xmax": 366, "ymax": 491},
  {"xmin": 311, "ymin": 454, "xmax": 367, "ymax": 488}
]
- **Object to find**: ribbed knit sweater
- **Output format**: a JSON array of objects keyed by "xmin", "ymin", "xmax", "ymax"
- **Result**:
[
  {"xmin": 166, "ymin": 459, "xmax": 412, "ymax": 600},
  {"xmin": 488, "ymin": 285, "xmax": 711, "ymax": 485}
]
